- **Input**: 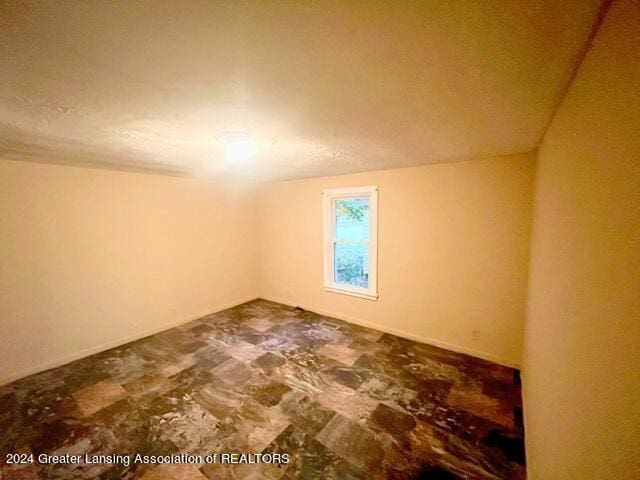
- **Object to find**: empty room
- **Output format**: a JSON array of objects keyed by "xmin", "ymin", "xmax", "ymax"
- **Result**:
[{"xmin": 1, "ymin": 1, "xmax": 638, "ymax": 479}]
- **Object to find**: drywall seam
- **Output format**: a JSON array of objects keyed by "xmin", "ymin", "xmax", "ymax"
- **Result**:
[
  {"xmin": 260, "ymin": 295, "xmax": 520, "ymax": 369},
  {"xmin": 0, "ymin": 295, "xmax": 259, "ymax": 386}
]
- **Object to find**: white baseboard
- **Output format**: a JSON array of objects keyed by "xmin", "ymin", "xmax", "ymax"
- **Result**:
[
  {"xmin": 1, "ymin": 294, "xmax": 519, "ymax": 386},
  {"xmin": 0, "ymin": 295, "xmax": 259, "ymax": 386},
  {"xmin": 260, "ymin": 294, "xmax": 520, "ymax": 369}
]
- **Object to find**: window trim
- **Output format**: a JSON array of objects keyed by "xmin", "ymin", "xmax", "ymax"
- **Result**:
[{"xmin": 322, "ymin": 185, "xmax": 378, "ymax": 300}]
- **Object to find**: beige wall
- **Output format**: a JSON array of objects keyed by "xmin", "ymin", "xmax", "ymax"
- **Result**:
[
  {"xmin": 0, "ymin": 160, "xmax": 259, "ymax": 384},
  {"xmin": 257, "ymin": 154, "xmax": 535, "ymax": 367},
  {"xmin": 523, "ymin": 1, "xmax": 640, "ymax": 478},
  {"xmin": 1, "ymin": 153, "xmax": 534, "ymax": 386}
]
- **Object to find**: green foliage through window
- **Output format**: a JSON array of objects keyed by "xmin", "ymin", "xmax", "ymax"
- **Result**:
[
  {"xmin": 336, "ymin": 200, "xmax": 367, "ymax": 222},
  {"xmin": 334, "ymin": 197, "xmax": 369, "ymax": 288}
]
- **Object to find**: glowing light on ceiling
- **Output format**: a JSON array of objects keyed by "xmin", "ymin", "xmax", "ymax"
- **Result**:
[{"xmin": 217, "ymin": 130, "xmax": 258, "ymax": 161}]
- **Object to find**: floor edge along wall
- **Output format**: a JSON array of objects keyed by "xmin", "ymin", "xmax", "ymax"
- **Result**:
[
  {"xmin": 2, "ymin": 294, "xmax": 520, "ymax": 387},
  {"xmin": 261, "ymin": 296, "xmax": 520, "ymax": 369},
  {"xmin": 0, "ymin": 296, "xmax": 260, "ymax": 386}
]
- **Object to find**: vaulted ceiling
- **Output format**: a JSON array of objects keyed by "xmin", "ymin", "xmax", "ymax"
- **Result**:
[{"xmin": 1, "ymin": 1, "xmax": 602, "ymax": 181}]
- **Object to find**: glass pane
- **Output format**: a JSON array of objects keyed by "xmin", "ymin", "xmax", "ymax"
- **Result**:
[
  {"xmin": 334, "ymin": 241, "xmax": 369, "ymax": 288},
  {"xmin": 335, "ymin": 197, "xmax": 369, "ymax": 241}
]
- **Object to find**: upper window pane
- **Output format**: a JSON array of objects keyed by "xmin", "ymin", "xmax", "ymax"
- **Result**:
[{"xmin": 335, "ymin": 197, "xmax": 369, "ymax": 241}]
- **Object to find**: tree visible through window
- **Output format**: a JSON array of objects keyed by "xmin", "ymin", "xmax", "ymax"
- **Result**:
[
  {"xmin": 334, "ymin": 198, "xmax": 369, "ymax": 288},
  {"xmin": 323, "ymin": 186, "xmax": 378, "ymax": 299}
]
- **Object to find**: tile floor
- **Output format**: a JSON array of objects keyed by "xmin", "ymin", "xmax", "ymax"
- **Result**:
[{"xmin": 0, "ymin": 300, "xmax": 525, "ymax": 479}]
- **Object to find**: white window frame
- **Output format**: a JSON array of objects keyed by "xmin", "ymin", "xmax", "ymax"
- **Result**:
[{"xmin": 322, "ymin": 185, "xmax": 378, "ymax": 300}]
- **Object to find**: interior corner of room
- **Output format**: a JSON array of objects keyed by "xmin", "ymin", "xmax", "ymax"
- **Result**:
[{"xmin": 0, "ymin": 1, "xmax": 638, "ymax": 479}]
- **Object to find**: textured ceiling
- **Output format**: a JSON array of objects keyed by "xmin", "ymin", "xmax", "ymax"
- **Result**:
[{"xmin": 1, "ymin": 1, "xmax": 602, "ymax": 181}]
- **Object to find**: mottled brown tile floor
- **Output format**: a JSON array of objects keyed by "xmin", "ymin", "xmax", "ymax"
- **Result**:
[{"xmin": 0, "ymin": 300, "xmax": 525, "ymax": 479}]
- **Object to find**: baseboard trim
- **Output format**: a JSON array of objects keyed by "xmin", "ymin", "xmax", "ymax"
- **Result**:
[
  {"xmin": 0, "ymin": 295, "xmax": 259, "ymax": 386},
  {"xmin": 261, "ymin": 294, "xmax": 520, "ymax": 369},
  {"xmin": 2, "ymin": 294, "xmax": 519, "ymax": 385}
]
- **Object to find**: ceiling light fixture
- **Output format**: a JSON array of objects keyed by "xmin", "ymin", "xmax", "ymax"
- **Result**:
[{"xmin": 216, "ymin": 130, "xmax": 258, "ymax": 161}]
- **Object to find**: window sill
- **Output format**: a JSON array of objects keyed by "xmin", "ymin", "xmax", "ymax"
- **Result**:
[{"xmin": 324, "ymin": 286, "xmax": 378, "ymax": 301}]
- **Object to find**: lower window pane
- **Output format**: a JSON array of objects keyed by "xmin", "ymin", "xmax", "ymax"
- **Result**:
[{"xmin": 334, "ymin": 242, "xmax": 369, "ymax": 288}]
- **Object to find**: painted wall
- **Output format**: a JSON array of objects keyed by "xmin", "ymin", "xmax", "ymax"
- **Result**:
[
  {"xmin": 0, "ymin": 160, "xmax": 259, "ymax": 384},
  {"xmin": 257, "ymin": 154, "xmax": 536, "ymax": 367},
  {"xmin": 523, "ymin": 1, "xmax": 640, "ymax": 478}
]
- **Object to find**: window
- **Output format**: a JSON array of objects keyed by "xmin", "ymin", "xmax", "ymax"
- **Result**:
[{"xmin": 322, "ymin": 186, "xmax": 378, "ymax": 300}]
